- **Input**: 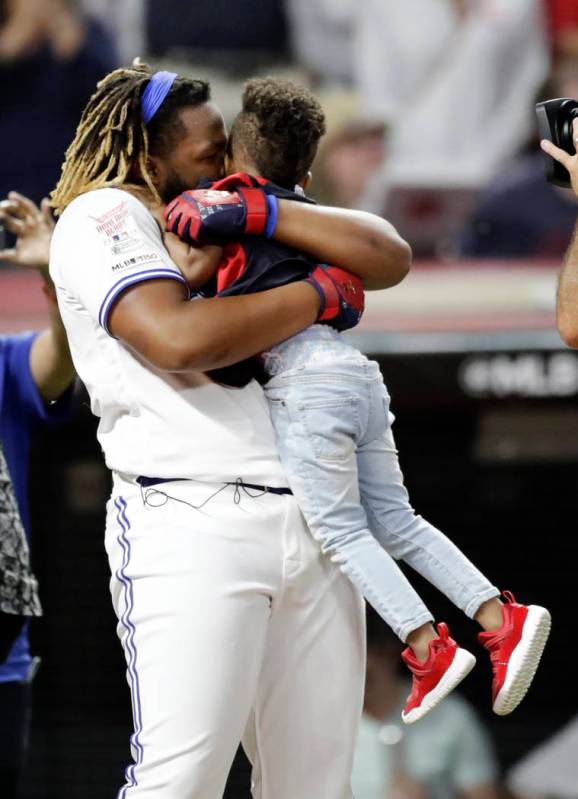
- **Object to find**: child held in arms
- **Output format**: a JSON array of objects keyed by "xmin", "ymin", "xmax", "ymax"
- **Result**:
[{"xmin": 161, "ymin": 77, "xmax": 550, "ymax": 725}]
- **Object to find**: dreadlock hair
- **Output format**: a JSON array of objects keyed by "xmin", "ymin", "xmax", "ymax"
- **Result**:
[
  {"xmin": 51, "ymin": 63, "xmax": 210, "ymax": 215},
  {"xmin": 229, "ymin": 77, "xmax": 326, "ymax": 190}
]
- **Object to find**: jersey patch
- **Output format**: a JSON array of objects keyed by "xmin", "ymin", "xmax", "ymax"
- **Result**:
[{"xmin": 91, "ymin": 200, "xmax": 143, "ymax": 259}]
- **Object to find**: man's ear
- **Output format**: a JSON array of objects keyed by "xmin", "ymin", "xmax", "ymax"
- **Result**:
[{"xmin": 146, "ymin": 154, "xmax": 163, "ymax": 187}]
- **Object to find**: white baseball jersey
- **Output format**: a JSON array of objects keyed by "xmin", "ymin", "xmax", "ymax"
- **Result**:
[{"xmin": 49, "ymin": 187, "xmax": 286, "ymax": 484}]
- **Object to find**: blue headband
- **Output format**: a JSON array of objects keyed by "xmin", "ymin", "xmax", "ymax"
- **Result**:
[{"xmin": 141, "ymin": 71, "xmax": 178, "ymax": 124}]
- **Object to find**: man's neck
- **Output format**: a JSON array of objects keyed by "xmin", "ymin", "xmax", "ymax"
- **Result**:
[{"xmin": 122, "ymin": 183, "xmax": 157, "ymax": 207}]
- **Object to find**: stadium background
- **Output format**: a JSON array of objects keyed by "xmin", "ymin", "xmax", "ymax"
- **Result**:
[{"xmin": 1, "ymin": 1, "xmax": 578, "ymax": 797}]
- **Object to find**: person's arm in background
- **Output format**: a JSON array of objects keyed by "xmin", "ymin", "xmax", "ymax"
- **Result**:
[
  {"xmin": 556, "ymin": 222, "xmax": 578, "ymax": 348},
  {"xmin": 0, "ymin": 192, "xmax": 75, "ymax": 401},
  {"xmin": 541, "ymin": 120, "xmax": 578, "ymax": 347}
]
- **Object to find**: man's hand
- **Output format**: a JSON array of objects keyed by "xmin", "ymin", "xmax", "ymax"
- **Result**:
[
  {"xmin": 548, "ymin": 118, "xmax": 578, "ymax": 349},
  {"xmin": 164, "ymin": 187, "xmax": 278, "ymax": 244},
  {"xmin": 305, "ymin": 264, "xmax": 364, "ymax": 331},
  {"xmin": 0, "ymin": 192, "xmax": 54, "ymax": 274},
  {"xmin": 540, "ymin": 119, "xmax": 578, "ymax": 197}
]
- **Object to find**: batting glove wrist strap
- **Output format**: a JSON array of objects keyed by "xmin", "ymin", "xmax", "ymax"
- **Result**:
[
  {"xmin": 264, "ymin": 193, "xmax": 278, "ymax": 238},
  {"xmin": 305, "ymin": 265, "xmax": 365, "ymax": 332}
]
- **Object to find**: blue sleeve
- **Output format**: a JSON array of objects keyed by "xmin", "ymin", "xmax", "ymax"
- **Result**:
[{"xmin": 3, "ymin": 332, "xmax": 73, "ymax": 428}]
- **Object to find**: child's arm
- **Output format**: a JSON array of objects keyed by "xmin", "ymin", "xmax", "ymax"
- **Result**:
[
  {"xmin": 164, "ymin": 232, "xmax": 223, "ymax": 292},
  {"xmin": 149, "ymin": 201, "xmax": 223, "ymax": 291}
]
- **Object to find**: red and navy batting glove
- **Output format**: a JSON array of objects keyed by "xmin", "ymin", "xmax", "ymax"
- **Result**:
[
  {"xmin": 164, "ymin": 187, "xmax": 278, "ymax": 244},
  {"xmin": 305, "ymin": 265, "xmax": 365, "ymax": 332}
]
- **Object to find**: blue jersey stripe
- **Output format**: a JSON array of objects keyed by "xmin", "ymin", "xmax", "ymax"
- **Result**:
[
  {"xmin": 98, "ymin": 269, "xmax": 190, "ymax": 335},
  {"xmin": 114, "ymin": 496, "xmax": 144, "ymax": 797}
]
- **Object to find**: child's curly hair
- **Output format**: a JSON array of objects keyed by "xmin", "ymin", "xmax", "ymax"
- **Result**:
[{"xmin": 230, "ymin": 77, "xmax": 326, "ymax": 188}]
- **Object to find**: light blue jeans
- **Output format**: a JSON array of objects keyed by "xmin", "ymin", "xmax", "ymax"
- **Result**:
[{"xmin": 263, "ymin": 326, "xmax": 499, "ymax": 642}]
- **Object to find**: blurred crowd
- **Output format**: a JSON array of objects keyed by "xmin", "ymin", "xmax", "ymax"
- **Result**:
[
  {"xmin": 1, "ymin": 0, "xmax": 578, "ymax": 261},
  {"xmin": 1, "ymin": 2, "xmax": 577, "ymax": 799}
]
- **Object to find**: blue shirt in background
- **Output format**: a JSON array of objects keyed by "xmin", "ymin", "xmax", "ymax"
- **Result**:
[{"xmin": 0, "ymin": 332, "xmax": 71, "ymax": 682}]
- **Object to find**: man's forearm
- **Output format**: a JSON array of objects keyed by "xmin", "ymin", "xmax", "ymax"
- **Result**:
[
  {"xmin": 111, "ymin": 280, "xmax": 322, "ymax": 373},
  {"xmin": 274, "ymin": 201, "xmax": 411, "ymax": 290},
  {"xmin": 180, "ymin": 283, "xmax": 321, "ymax": 371},
  {"xmin": 557, "ymin": 222, "xmax": 578, "ymax": 347}
]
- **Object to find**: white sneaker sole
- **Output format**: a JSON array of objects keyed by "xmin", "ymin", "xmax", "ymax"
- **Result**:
[
  {"xmin": 492, "ymin": 605, "xmax": 551, "ymax": 716},
  {"xmin": 402, "ymin": 648, "xmax": 476, "ymax": 725}
]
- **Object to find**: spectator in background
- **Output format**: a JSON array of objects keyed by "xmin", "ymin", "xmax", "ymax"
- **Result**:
[
  {"xmin": 307, "ymin": 92, "xmax": 387, "ymax": 208},
  {"xmin": 0, "ymin": 0, "xmax": 117, "ymax": 205},
  {"xmin": 289, "ymin": 0, "xmax": 549, "ymax": 215},
  {"xmin": 80, "ymin": 0, "xmax": 144, "ymax": 65},
  {"xmin": 0, "ymin": 192, "xmax": 75, "ymax": 798},
  {"xmin": 458, "ymin": 57, "xmax": 578, "ymax": 259},
  {"xmin": 145, "ymin": 0, "xmax": 288, "ymax": 70},
  {"xmin": 352, "ymin": 611, "xmax": 500, "ymax": 799},
  {"xmin": 284, "ymin": 0, "xmax": 355, "ymax": 86},
  {"xmin": 354, "ymin": 0, "xmax": 549, "ymax": 209}
]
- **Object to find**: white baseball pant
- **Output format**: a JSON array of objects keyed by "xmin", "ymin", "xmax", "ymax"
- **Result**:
[{"xmin": 105, "ymin": 473, "xmax": 366, "ymax": 798}]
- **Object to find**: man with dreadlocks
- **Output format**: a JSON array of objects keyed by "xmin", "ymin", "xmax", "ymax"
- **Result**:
[{"xmin": 48, "ymin": 63, "xmax": 410, "ymax": 798}]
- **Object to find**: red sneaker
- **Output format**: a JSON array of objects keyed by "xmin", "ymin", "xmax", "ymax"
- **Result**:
[
  {"xmin": 401, "ymin": 623, "xmax": 476, "ymax": 725},
  {"xmin": 478, "ymin": 591, "xmax": 551, "ymax": 716}
]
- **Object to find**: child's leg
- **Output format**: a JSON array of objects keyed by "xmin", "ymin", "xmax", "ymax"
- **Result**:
[
  {"xmin": 265, "ymin": 368, "xmax": 476, "ymax": 723},
  {"xmin": 265, "ymin": 377, "xmax": 434, "ymax": 644},
  {"xmin": 359, "ymin": 379, "xmax": 550, "ymax": 717},
  {"xmin": 357, "ymin": 384, "xmax": 499, "ymax": 619}
]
